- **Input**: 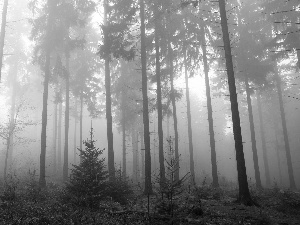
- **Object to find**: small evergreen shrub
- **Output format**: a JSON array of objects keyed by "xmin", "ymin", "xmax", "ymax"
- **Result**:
[{"xmin": 65, "ymin": 127, "xmax": 108, "ymax": 208}]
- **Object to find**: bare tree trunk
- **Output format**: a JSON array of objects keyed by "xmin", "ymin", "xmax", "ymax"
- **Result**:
[
  {"xmin": 168, "ymin": 33, "xmax": 179, "ymax": 182},
  {"xmin": 122, "ymin": 103, "xmax": 126, "ymax": 179},
  {"xmin": 132, "ymin": 126, "xmax": 138, "ymax": 183},
  {"xmin": 73, "ymin": 99, "xmax": 77, "ymax": 165},
  {"xmin": 154, "ymin": 0, "xmax": 165, "ymax": 185},
  {"xmin": 0, "ymin": 0, "xmax": 8, "ymax": 80},
  {"xmin": 201, "ymin": 25, "xmax": 219, "ymax": 188},
  {"xmin": 79, "ymin": 92, "xmax": 83, "ymax": 163},
  {"xmin": 140, "ymin": 129, "xmax": 145, "ymax": 182},
  {"xmin": 63, "ymin": 54, "xmax": 70, "ymax": 181},
  {"xmin": 218, "ymin": 0, "xmax": 253, "ymax": 205},
  {"xmin": 57, "ymin": 100, "xmax": 62, "ymax": 173},
  {"xmin": 245, "ymin": 75, "xmax": 261, "ymax": 189},
  {"xmin": 53, "ymin": 102, "xmax": 57, "ymax": 176},
  {"xmin": 183, "ymin": 44, "xmax": 195, "ymax": 185},
  {"xmin": 275, "ymin": 69, "xmax": 296, "ymax": 189},
  {"xmin": 257, "ymin": 92, "xmax": 271, "ymax": 187},
  {"xmin": 103, "ymin": 0, "xmax": 115, "ymax": 181},
  {"xmin": 274, "ymin": 126, "xmax": 283, "ymax": 186},
  {"xmin": 140, "ymin": 0, "xmax": 152, "ymax": 195}
]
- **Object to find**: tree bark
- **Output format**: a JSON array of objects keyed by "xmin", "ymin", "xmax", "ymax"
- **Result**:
[
  {"xmin": 245, "ymin": 75, "xmax": 261, "ymax": 189},
  {"xmin": 63, "ymin": 54, "xmax": 70, "ymax": 182},
  {"xmin": 0, "ymin": 0, "xmax": 8, "ymax": 80},
  {"xmin": 122, "ymin": 98, "xmax": 126, "ymax": 179},
  {"xmin": 103, "ymin": 0, "xmax": 115, "ymax": 181},
  {"xmin": 140, "ymin": 0, "xmax": 152, "ymax": 195},
  {"xmin": 154, "ymin": 0, "xmax": 165, "ymax": 185},
  {"xmin": 257, "ymin": 92, "xmax": 271, "ymax": 187},
  {"xmin": 275, "ymin": 69, "xmax": 296, "ymax": 189},
  {"xmin": 132, "ymin": 126, "xmax": 138, "ymax": 183},
  {"xmin": 201, "ymin": 26, "xmax": 219, "ymax": 188},
  {"xmin": 218, "ymin": 0, "xmax": 253, "ymax": 205},
  {"xmin": 183, "ymin": 43, "xmax": 195, "ymax": 185}
]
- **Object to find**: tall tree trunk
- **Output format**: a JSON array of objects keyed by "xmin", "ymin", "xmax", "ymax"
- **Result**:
[
  {"xmin": 132, "ymin": 126, "xmax": 138, "ymax": 183},
  {"xmin": 7, "ymin": 64, "xmax": 17, "ymax": 171},
  {"xmin": 140, "ymin": 0, "xmax": 152, "ymax": 195},
  {"xmin": 103, "ymin": 0, "xmax": 115, "ymax": 181},
  {"xmin": 167, "ymin": 28, "xmax": 179, "ymax": 182},
  {"xmin": 39, "ymin": 0, "xmax": 54, "ymax": 187},
  {"xmin": 63, "ymin": 54, "xmax": 70, "ymax": 181},
  {"xmin": 275, "ymin": 69, "xmax": 296, "ymax": 189},
  {"xmin": 218, "ymin": 0, "xmax": 253, "ymax": 205},
  {"xmin": 0, "ymin": 0, "xmax": 8, "ymax": 80},
  {"xmin": 274, "ymin": 125, "xmax": 283, "ymax": 186},
  {"xmin": 52, "ymin": 102, "xmax": 57, "ymax": 176},
  {"xmin": 154, "ymin": 0, "xmax": 165, "ymax": 185},
  {"xmin": 79, "ymin": 92, "xmax": 83, "ymax": 163},
  {"xmin": 183, "ymin": 43, "xmax": 195, "ymax": 185},
  {"xmin": 257, "ymin": 92, "xmax": 271, "ymax": 187},
  {"xmin": 245, "ymin": 75, "xmax": 261, "ymax": 189},
  {"xmin": 201, "ymin": 25, "xmax": 219, "ymax": 188},
  {"xmin": 57, "ymin": 100, "xmax": 62, "ymax": 173},
  {"xmin": 122, "ymin": 100, "xmax": 126, "ymax": 179},
  {"xmin": 73, "ymin": 99, "xmax": 77, "ymax": 165},
  {"xmin": 140, "ymin": 128, "xmax": 145, "ymax": 182}
]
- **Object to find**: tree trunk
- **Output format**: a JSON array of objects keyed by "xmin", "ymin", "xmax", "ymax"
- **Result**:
[
  {"xmin": 275, "ymin": 69, "xmax": 296, "ymax": 189},
  {"xmin": 73, "ymin": 99, "xmax": 77, "ymax": 165},
  {"xmin": 201, "ymin": 26, "xmax": 219, "ymax": 188},
  {"xmin": 53, "ymin": 102, "xmax": 57, "ymax": 176},
  {"xmin": 122, "ymin": 101, "xmax": 126, "ymax": 179},
  {"xmin": 57, "ymin": 100, "xmax": 62, "ymax": 173},
  {"xmin": 218, "ymin": 0, "xmax": 253, "ymax": 205},
  {"xmin": 140, "ymin": 0, "xmax": 152, "ymax": 195},
  {"xmin": 39, "ymin": 0, "xmax": 54, "ymax": 187},
  {"xmin": 245, "ymin": 75, "xmax": 261, "ymax": 189},
  {"xmin": 183, "ymin": 43, "xmax": 195, "ymax": 185},
  {"xmin": 132, "ymin": 126, "xmax": 138, "ymax": 183},
  {"xmin": 168, "ymin": 28, "xmax": 179, "ymax": 182},
  {"xmin": 79, "ymin": 92, "xmax": 83, "ymax": 163},
  {"xmin": 0, "ymin": 0, "xmax": 8, "ymax": 80},
  {"xmin": 140, "ymin": 128, "xmax": 145, "ymax": 182},
  {"xmin": 274, "ymin": 125, "xmax": 283, "ymax": 186},
  {"xmin": 103, "ymin": 0, "xmax": 115, "ymax": 181},
  {"xmin": 63, "ymin": 54, "xmax": 70, "ymax": 181},
  {"xmin": 154, "ymin": 0, "xmax": 165, "ymax": 185},
  {"xmin": 257, "ymin": 92, "xmax": 271, "ymax": 187}
]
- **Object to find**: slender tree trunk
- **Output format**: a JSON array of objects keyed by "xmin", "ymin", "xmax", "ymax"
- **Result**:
[
  {"xmin": 4, "ymin": 135, "xmax": 11, "ymax": 181},
  {"xmin": 154, "ymin": 0, "xmax": 165, "ymax": 185},
  {"xmin": 0, "ymin": 0, "xmax": 8, "ymax": 80},
  {"xmin": 245, "ymin": 75, "xmax": 261, "ymax": 189},
  {"xmin": 63, "ymin": 54, "xmax": 70, "ymax": 181},
  {"xmin": 275, "ymin": 69, "xmax": 296, "ymax": 189},
  {"xmin": 53, "ymin": 102, "xmax": 57, "ymax": 176},
  {"xmin": 140, "ymin": 128, "xmax": 145, "ymax": 182},
  {"xmin": 218, "ymin": 0, "xmax": 253, "ymax": 205},
  {"xmin": 73, "ymin": 99, "xmax": 77, "ymax": 165},
  {"xmin": 257, "ymin": 92, "xmax": 271, "ymax": 187},
  {"xmin": 168, "ymin": 30, "xmax": 179, "ymax": 182},
  {"xmin": 122, "ymin": 102, "xmax": 126, "ymax": 179},
  {"xmin": 274, "ymin": 126, "xmax": 283, "ymax": 186},
  {"xmin": 140, "ymin": 0, "xmax": 152, "ymax": 195},
  {"xmin": 103, "ymin": 0, "xmax": 115, "ymax": 181},
  {"xmin": 183, "ymin": 44, "xmax": 195, "ymax": 185},
  {"xmin": 57, "ymin": 100, "xmax": 62, "ymax": 173},
  {"xmin": 7, "ymin": 65, "xmax": 17, "ymax": 170},
  {"xmin": 79, "ymin": 92, "xmax": 83, "ymax": 163},
  {"xmin": 201, "ymin": 26, "xmax": 219, "ymax": 187},
  {"xmin": 132, "ymin": 126, "xmax": 138, "ymax": 183}
]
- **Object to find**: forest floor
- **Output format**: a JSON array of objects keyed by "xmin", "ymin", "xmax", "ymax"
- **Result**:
[{"xmin": 0, "ymin": 178, "xmax": 300, "ymax": 225}]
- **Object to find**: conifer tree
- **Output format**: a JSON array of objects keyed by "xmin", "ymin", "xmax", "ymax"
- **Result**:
[{"xmin": 66, "ymin": 126, "xmax": 108, "ymax": 208}]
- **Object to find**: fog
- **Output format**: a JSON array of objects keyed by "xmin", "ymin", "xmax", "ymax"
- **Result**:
[{"xmin": 0, "ymin": 0, "xmax": 299, "ymax": 195}]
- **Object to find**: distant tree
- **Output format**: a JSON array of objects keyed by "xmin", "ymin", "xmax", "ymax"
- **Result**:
[{"xmin": 66, "ymin": 126, "xmax": 108, "ymax": 208}]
